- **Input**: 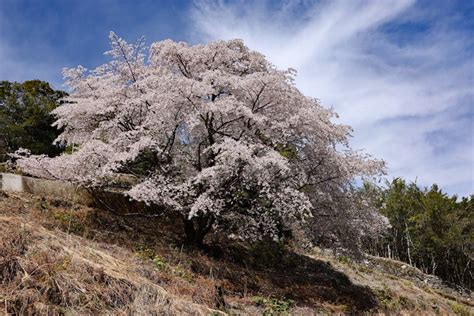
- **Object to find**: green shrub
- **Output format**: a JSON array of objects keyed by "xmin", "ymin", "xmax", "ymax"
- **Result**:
[
  {"xmin": 134, "ymin": 247, "xmax": 192, "ymax": 281},
  {"xmin": 337, "ymin": 255, "xmax": 350, "ymax": 264},
  {"xmin": 53, "ymin": 210, "xmax": 85, "ymax": 234},
  {"xmin": 374, "ymin": 286, "xmax": 415, "ymax": 311},
  {"xmin": 134, "ymin": 246, "xmax": 156, "ymax": 260},
  {"xmin": 450, "ymin": 302, "xmax": 470, "ymax": 316},
  {"xmin": 152, "ymin": 255, "xmax": 167, "ymax": 270},
  {"xmin": 251, "ymin": 296, "xmax": 295, "ymax": 315}
]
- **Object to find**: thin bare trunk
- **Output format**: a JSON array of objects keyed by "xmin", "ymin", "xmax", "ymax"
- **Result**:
[{"xmin": 405, "ymin": 221, "xmax": 413, "ymax": 266}]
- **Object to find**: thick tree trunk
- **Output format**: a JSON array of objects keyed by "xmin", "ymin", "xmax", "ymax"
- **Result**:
[{"xmin": 182, "ymin": 215, "xmax": 215, "ymax": 247}]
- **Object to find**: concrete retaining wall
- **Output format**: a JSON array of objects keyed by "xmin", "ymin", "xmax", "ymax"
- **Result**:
[
  {"xmin": 0, "ymin": 173, "xmax": 154, "ymax": 214},
  {"xmin": 1, "ymin": 173, "xmax": 94, "ymax": 205},
  {"xmin": 1, "ymin": 173, "xmax": 25, "ymax": 192}
]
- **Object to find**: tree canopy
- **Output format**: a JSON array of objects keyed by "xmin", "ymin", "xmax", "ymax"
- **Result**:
[
  {"xmin": 17, "ymin": 33, "xmax": 386, "ymax": 246},
  {"xmin": 363, "ymin": 179, "xmax": 473, "ymax": 289},
  {"xmin": 0, "ymin": 80, "xmax": 67, "ymax": 160}
]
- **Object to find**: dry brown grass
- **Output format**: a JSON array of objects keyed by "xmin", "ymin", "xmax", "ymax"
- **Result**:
[
  {"xmin": 0, "ymin": 194, "xmax": 222, "ymax": 315},
  {"xmin": 309, "ymin": 249, "xmax": 473, "ymax": 315},
  {"xmin": 0, "ymin": 191, "xmax": 472, "ymax": 315}
]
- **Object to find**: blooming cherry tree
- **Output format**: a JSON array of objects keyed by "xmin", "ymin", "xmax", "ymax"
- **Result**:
[{"xmin": 18, "ymin": 32, "xmax": 386, "ymax": 246}]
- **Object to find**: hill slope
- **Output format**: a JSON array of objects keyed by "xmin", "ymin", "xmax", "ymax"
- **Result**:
[{"xmin": 0, "ymin": 191, "xmax": 472, "ymax": 315}]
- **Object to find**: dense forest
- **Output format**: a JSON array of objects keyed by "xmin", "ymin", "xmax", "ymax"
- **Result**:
[{"xmin": 363, "ymin": 179, "xmax": 473, "ymax": 289}]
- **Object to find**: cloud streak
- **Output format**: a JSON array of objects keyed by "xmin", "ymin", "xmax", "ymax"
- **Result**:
[{"xmin": 190, "ymin": 0, "xmax": 474, "ymax": 196}]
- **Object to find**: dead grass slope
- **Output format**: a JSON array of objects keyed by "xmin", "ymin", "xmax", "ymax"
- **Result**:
[
  {"xmin": 0, "ymin": 197, "xmax": 224, "ymax": 315},
  {"xmin": 0, "ymin": 191, "xmax": 472, "ymax": 315},
  {"xmin": 309, "ymin": 249, "xmax": 473, "ymax": 315}
]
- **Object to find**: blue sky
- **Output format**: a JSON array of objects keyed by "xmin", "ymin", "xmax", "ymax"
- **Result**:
[{"xmin": 0, "ymin": 0, "xmax": 473, "ymax": 196}]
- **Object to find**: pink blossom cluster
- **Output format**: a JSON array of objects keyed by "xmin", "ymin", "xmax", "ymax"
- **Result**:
[{"xmin": 17, "ymin": 32, "xmax": 387, "ymax": 243}]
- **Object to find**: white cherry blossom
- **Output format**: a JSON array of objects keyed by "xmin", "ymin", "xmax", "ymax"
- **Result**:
[{"xmin": 18, "ymin": 33, "xmax": 386, "ymax": 246}]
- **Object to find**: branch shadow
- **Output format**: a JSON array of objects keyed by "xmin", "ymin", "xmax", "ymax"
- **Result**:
[{"xmin": 193, "ymin": 241, "xmax": 378, "ymax": 312}]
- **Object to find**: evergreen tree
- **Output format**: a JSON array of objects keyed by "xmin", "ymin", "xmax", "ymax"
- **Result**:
[
  {"xmin": 0, "ymin": 80, "xmax": 67, "ymax": 160},
  {"xmin": 365, "ymin": 179, "xmax": 473, "ymax": 289}
]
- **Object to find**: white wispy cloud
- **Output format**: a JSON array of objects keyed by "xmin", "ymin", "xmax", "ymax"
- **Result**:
[{"xmin": 189, "ymin": 0, "xmax": 474, "ymax": 196}]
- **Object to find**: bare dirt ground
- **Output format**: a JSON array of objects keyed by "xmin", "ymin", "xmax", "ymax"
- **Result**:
[{"xmin": 0, "ymin": 191, "xmax": 472, "ymax": 315}]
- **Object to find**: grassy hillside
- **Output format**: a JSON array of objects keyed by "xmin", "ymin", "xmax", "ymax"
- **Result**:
[{"xmin": 0, "ymin": 191, "xmax": 472, "ymax": 315}]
